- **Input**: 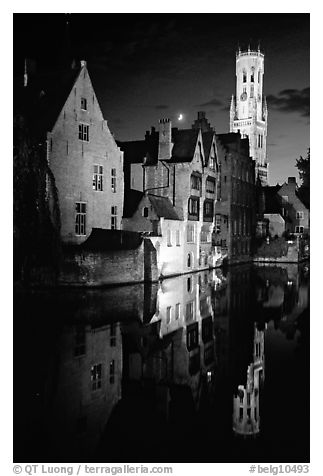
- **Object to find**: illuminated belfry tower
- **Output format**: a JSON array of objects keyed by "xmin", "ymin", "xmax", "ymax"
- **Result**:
[
  {"xmin": 232, "ymin": 325, "xmax": 265, "ymax": 437},
  {"xmin": 230, "ymin": 46, "xmax": 268, "ymax": 185}
]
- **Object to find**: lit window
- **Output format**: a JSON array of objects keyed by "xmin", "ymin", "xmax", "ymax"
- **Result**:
[
  {"xmin": 78, "ymin": 123, "xmax": 89, "ymax": 142},
  {"xmin": 167, "ymin": 229, "xmax": 172, "ymax": 247},
  {"xmin": 203, "ymin": 200, "xmax": 214, "ymax": 220},
  {"xmin": 282, "ymin": 195, "xmax": 289, "ymax": 203},
  {"xmin": 185, "ymin": 301, "xmax": 194, "ymax": 323},
  {"xmin": 166, "ymin": 306, "xmax": 172, "ymax": 324},
  {"xmin": 175, "ymin": 303, "xmax": 180, "ymax": 320},
  {"xmin": 81, "ymin": 97, "xmax": 87, "ymax": 110},
  {"xmin": 111, "ymin": 206, "xmax": 118, "ymax": 230},
  {"xmin": 186, "ymin": 322, "xmax": 198, "ymax": 350},
  {"xmin": 109, "ymin": 360, "xmax": 115, "ymax": 384},
  {"xmin": 215, "ymin": 214, "xmax": 221, "ymax": 234},
  {"xmin": 75, "ymin": 202, "xmax": 86, "ymax": 235},
  {"xmin": 188, "ymin": 197, "xmax": 199, "ymax": 217},
  {"xmin": 187, "ymin": 224, "xmax": 195, "ymax": 243},
  {"xmin": 111, "ymin": 168, "xmax": 117, "ymax": 193},
  {"xmin": 93, "ymin": 165, "xmax": 103, "ymax": 191},
  {"xmin": 296, "ymin": 211, "xmax": 304, "ymax": 219},
  {"xmin": 206, "ymin": 178, "xmax": 215, "ymax": 194},
  {"xmin": 91, "ymin": 364, "xmax": 102, "ymax": 391},
  {"xmin": 191, "ymin": 174, "xmax": 202, "ymax": 191}
]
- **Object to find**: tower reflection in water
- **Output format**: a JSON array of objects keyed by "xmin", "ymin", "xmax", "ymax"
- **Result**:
[{"xmin": 14, "ymin": 263, "xmax": 309, "ymax": 462}]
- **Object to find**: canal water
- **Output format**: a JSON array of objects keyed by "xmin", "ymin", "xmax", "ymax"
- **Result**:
[{"xmin": 14, "ymin": 262, "xmax": 309, "ymax": 463}]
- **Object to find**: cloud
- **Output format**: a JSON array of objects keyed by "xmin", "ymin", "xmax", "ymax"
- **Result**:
[
  {"xmin": 155, "ymin": 104, "xmax": 169, "ymax": 110},
  {"xmin": 197, "ymin": 97, "xmax": 223, "ymax": 108},
  {"xmin": 267, "ymin": 87, "xmax": 309, "ymax": 117}
]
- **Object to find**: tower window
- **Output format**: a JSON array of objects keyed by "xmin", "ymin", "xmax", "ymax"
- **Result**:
[
  {"xmin": 258, "ymin": 71, "xmax": 261, "ymax": 83},
  {"xmin": 250, "ymin": 68, "xmax": 255, "ymax": 83},
  {"xmin": 243, "ymin": 70, "xmax": 247, "ymax": 83},
  {"xmin": 81, "ymin": 97, "xmax": 87, "ymax": 110},
  {"xmin": 250, "ymin": 84, "xmax": 254, "ymax": 98}
]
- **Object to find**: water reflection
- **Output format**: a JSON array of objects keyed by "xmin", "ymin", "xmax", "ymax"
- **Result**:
[{"xmin": 14, "ymin": 263, "xmax": 309, "ymax": 462}]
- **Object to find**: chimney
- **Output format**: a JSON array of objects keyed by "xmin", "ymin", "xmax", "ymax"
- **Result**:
[
  {"xmin": 158, "ymin": 118, "xmax": 172, "ymax": 160},
  {"xmin": 80, "ymin": 60, "xmax": 87, "ymax": 68},
  {"xmin": 288, "ymin": 177, "xmax": 296, "ymax": 184}
]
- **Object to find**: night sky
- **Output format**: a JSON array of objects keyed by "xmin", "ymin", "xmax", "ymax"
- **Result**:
[{"xmin": 13, "ymin": 13, "xmax": 310, "ymax": 185}]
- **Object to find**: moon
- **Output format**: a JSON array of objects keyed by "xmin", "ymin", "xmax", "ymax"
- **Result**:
[{"xmin": 178, "ymin": 113, "xmax": 183, "ymax": 121}]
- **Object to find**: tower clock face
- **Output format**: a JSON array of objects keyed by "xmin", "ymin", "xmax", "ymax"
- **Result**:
[{"xmin": 240, "ymin": 92, "xmax": 247, "ymax": 101}]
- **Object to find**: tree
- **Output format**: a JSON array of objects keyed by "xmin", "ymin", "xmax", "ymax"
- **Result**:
[
  {"xmin": 295, "ymin": 148, "xmax": 310, "ymax": 208},
  {"xmin": 296, "ymin": 148, "xmax": 310, "ymax": 189},
  {"xmin": 13, "ymin": 113, "xmax": 61, "ymax": 283}
]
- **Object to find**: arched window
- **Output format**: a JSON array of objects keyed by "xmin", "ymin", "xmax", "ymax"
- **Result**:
[
  {"xmin": 250, "ymin": 67, "xmax": 255, "ymax": 83},
  {"xmin": 187, "ymin": 252, "xmax": 193, "ymax": 268},
  {"xmin": 243, "ymin": 70, "xmax": 247, "ymax": 83},
  {"xmin": 258, "ymin": 70, "xmax": 261, "ymax": 83}
]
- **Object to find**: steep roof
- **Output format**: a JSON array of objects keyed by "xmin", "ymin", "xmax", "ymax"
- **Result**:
[
  {"xmin": 123, "ymin": 189, "xmax": 144, "ymax": 218},
  {"xmin": 262, "ymin": 185, "xmax": 282, "ymax": 214},
  {"xmin": 169, "ymin": 129, "xmax": 199, "ymax": 163},
  {"xmin": 14, "ymin": 66, "xmax": 82, "ymax": 140},
  {"xmin": 118, "ymin": 136, "xmax": 159, "ymax": 166},
  {"xmin": 148, "ymin": 194, "xmax": 180, "ymax": 220}
]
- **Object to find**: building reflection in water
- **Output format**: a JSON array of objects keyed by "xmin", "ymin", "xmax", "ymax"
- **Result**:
[
  {"xmin": 122, "ymin": 270, "xmax": 218, "ymax": 420},
  {"xmin": 44, "ymin": 322, "xmax": 123, "ymax": 459},
  {"xmin": 232, "ymin": 324, "xmax": 264, "ymax": 436},
  {"xmin": 14, "ymin": 263, "xmax": 309, "ymax": 462}
]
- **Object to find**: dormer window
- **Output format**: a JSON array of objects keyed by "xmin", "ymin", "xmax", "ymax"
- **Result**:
[
  {"xmin": 81, "ymin": 97, "xmax": 87, "ymax": 111},
  {"xmin": 142, "ymin": 207, "xmax": 149, "ymax": 217}
]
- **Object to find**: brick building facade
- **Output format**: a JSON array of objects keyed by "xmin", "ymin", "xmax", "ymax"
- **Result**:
[
  {"xmin": 16, "ymin": 61, "xmax": 124, "ymax": 245},
  {"xmin": 120, "ymin": 116, "xmax": 222, "ymax": 277},
  {"xmin": 214, "ymin": 133, "xmax": 256, "ymax": 264}
]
